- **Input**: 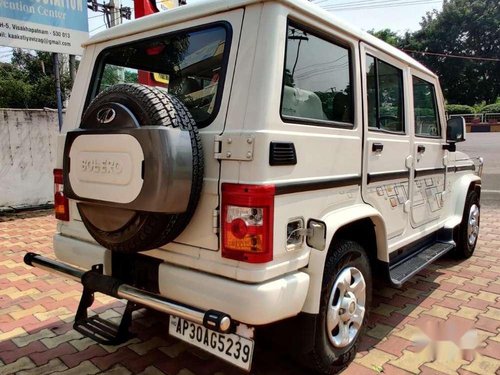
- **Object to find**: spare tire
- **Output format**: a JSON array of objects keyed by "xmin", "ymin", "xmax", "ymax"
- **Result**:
[{"xmin": 75, "ymin": 83, "xmax": 203, "ymax": 253}]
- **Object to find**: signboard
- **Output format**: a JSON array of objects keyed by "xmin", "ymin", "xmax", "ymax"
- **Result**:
[{"xmin": 0, "ymin": 0, "xmax": 88, "ymax": 55}]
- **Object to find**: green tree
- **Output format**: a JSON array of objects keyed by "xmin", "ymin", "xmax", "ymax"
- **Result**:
[
  {"xmin": 0, "ymin": 49, "xmax": 72, "ymax": 108},
  {"xmin": 368, "ymin": 29, "xmax": 404, "ymax": 47},
  {"xmin": 370, "ymin": 0, "xmax": 499, "ymax": 106},
  {"xmin": 404, "ymin": 0, "xmax": 499, "ymax": 105},
  {"xmin": 0, "ymin": 62, "xmax": 31, "ymax": 108}
]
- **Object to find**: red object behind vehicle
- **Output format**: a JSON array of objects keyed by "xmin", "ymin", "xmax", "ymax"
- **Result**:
[
  {"xmin": 135, "ymin": 0, "xmax": 159, "ymax": 85},
  {"xmin": 221, "ymin": 184, "xmax": 275, "ymax": 263},
  {"xmin": 134, "ymin": 0, "xmax": 158, "ymax": 18},
  {"xmin": 53, "ymin": 169, "xmax": 69, "ymax": 221}
]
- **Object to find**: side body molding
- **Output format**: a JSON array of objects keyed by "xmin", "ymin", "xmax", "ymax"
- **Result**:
[{"xmin": 301, "ymin": 204, "xmax": 387, "ymax": 314}]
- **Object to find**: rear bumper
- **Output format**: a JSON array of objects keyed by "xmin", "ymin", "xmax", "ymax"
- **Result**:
[{"xmin": 53, "ymin": 234, "xmax": 310, "ymax": 325}]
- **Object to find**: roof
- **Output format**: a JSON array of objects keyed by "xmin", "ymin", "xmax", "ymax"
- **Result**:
[{"xmin": 84, "ymin": 0, "xmax": 434, "ymax": 76}]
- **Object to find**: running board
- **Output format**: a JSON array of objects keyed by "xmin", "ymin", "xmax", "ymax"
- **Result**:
[{"xmin": 389, "ymin": 241, "xmax": 454, "ymax": 287}]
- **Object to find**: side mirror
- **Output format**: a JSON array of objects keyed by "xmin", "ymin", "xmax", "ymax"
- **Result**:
[{"xmin": 446, "ymin": 116, "xmax": 466, "ymax": 143}]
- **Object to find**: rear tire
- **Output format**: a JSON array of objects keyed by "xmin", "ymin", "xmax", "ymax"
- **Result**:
[
  {"xmin": 78, "ymin": 84, "xmax": 203, "ymax": 253},
  {"xmin": 300, "ymin": 239, "xmax": 372, "ymax": 374},
  {"xmin": 454, "ymin": 190, "xmax": 480, "ymax": 259}
]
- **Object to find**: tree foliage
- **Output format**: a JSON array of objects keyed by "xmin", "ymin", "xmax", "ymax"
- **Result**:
[
  {"xmin": 0, "ymin": 49, "xmax": 72, "ymax": 108},
  {"xmin": 370, "ymin": 0, "xmax": 499, "ymax": 106},
  {"xmin": 369, "ymin": 29, "xmax": 405, "ymax": 47}
]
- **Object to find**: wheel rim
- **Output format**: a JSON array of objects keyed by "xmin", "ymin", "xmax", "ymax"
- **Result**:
[
  {"xmin": 326, "ymin": 266, "xmax": 366, "ymax": 348},
  {"xmin": 467, "ymin": 204, "xmax": 480, "ymax": 246}
]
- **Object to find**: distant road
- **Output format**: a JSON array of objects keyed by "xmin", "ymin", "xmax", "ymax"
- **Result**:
[{"xmin": 457, "ymin": 132, "xmax": 500, "ymax": 201}]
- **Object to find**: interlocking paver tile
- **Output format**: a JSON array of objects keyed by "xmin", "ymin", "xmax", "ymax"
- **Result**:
[
  {"xmin": 50, "ymin": 360, "xmax": 100, "ymax": 375},
  {"xmin": 1, "ymin": 206, "xmax": 500, "ymax": 375},
  {"xmin": 16, "ymin": 358, "xmax": 67, "ymax": 375},
  {"xmin": 389, "ymin": 347, "xmax": 434, "ymax": 374},
  {"xmin": 448, "ymin": 290, "xmax": 478, "ymax": 302},
  {"xmin": 421, "ymin": 305, "xmax": 455, "ymax": 319},
  {"xmin": 462, "ymin": 354, "xmax": 500, "ymax": 375},
  {"xmin": 451, "ymin": 306, "xmax": 484, "ymax": 320},
  {"xmin": 129, "ymin": 337, "xmax": 170, "ymax": 356},
  {"xmin": 0, "ymin": 357, "xmax": 36, "ymax": 375},
  {"xmin": 372, "ymin": 303, "xmax": 401, "ymax": 317},
  {"xmin": 367, "ymin": 323, "xmax": 397, "ymax": 340},
  {"xmin": 12, "ymin": 329, "xmax": 55, "ymax": 347},
  {"xmin": 0, "ymin": 327, "xmax": 26, "ymax": 341},
  {"xmin": 480, "ymin": 307, "xmax": 500, "ymax": 321},
  {"xmin": 425, "ymin": 342, "xmax": 468, "ymax": 375}
]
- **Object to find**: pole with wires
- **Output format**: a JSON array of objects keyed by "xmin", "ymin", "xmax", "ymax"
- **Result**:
[
  {"xmin": 52, "ymin": 53, "xmax": 64, "ymax": 132},
  {"xmin": 109, "ymin": 0, "xmax": 122, "ymax": 27}
]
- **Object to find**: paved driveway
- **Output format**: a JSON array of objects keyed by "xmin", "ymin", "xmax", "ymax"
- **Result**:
[{"xmin": 0, "ymin": 205, "xmax": 499, "ymax": 375}]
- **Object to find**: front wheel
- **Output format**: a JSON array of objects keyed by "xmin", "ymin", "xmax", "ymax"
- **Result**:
[
  {"xmin": 301, "ymin": 239, "xmax": 372, "ymax": 374},
  {"xmin": 454, "ymin": 190, "xmax": 480, "ymax": 259}
]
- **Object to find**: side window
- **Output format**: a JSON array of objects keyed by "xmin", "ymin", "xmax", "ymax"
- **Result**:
[
  {"xmin": 413, "ymin": 76, "xmax": 441, "ymax": 137},
  {"xmin": 281, "ymin": 22, "xmax": 353, "ymax": 125},
  {"xmin": 366, "ymin": 55, "xmax": 404, "ymax": 133}
]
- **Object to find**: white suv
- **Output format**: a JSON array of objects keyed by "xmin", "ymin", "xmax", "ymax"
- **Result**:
[{"xmin": 25, "ymin": 0, "xmax": 482, "ymax": 373}]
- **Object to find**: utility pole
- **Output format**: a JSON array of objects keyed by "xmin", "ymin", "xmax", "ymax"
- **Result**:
[
  {"xmin": 109, "ymin": 0, "xmax": 125, "ymax": 82},
  {"xmin": 69, "ymin": 55, "xmax": 76, "ymax": 84},
  {"xmin": 53, "ymin": 53, "xmax": 63, "ymax": 132},
  {"xmin": 109, "ymin": 0, "xmax": 122, "ymax": 27}
]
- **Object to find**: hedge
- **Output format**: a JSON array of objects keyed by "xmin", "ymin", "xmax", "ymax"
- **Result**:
[
  {"xmin": 446, "ymin": 104, "xmax": 474, "ymax": 115},
  {"xmin": 482, "ymin": 103, "xmax": 500, "ymax": 114}
]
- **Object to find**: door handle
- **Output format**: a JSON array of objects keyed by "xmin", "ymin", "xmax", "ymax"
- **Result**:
[
  {"xmin": 372, "ymin": 143, "xmax": 384, "ymax": 152},
  {"xmin": 417, "ymin": 145, "xmax": 426, "ymax": 153}
]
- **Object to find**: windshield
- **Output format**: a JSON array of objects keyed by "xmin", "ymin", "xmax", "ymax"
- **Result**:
[{"xmin": 92, "ymin": 24, "xmax": 229, "ymax": 127}]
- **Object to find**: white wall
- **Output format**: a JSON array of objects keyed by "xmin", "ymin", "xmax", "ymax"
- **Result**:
[{"xmin": 0, "ymin": 109, "xmax": 59, "ymax": 209}]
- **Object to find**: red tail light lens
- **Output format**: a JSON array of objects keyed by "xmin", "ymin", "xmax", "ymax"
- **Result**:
[
  {"xmin": 53, "ymin": 169, "xmax": 69, "ymax": 221},
  {"xmin": 221, "ymin": 184, "xmax": 274, "ymax": 263}
]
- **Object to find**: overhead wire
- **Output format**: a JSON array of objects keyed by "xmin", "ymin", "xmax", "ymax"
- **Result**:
[
  {"xmin": 402, "ymin": 49, "xmax": 500, "ymax": 62},
  {"xmin": 318, "ymin": 0, "xmax": 442, "ymax": 11},
  {"xmin": 89, "ymin": 23, "xmax": 107, "ymax": 34},
  {"xmin": 315, "ymin": 0, "xmax": 438, "ymax": 8}
]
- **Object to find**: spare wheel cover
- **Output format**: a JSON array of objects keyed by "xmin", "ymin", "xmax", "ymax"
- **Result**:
[{"xmin": 75, "ymin": 83, "xmax": 203, "ymax": 253}]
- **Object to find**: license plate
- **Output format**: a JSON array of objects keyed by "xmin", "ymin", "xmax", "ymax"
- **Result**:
[{"xmin": 168, "ymin": 316, "xmax": 254, "ymax": 371}]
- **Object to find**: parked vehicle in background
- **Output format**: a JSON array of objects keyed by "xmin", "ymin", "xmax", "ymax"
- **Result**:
[{"xmin": 24, "ymin": 0, "xmax": 483, "ymax": 373}]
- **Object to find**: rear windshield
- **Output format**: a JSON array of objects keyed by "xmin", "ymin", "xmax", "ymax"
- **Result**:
[{"xmin": 90, "ymin": 24, "xmax": 230, "ymax": 128}]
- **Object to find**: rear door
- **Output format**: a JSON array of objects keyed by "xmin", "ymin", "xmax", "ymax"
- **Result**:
[
  {"xmin": 409, "ymin": 71, "xmax": 448, "ymax": 228},
  {"xmin": 71, "ymin": 10, "xmax": 245, "ymax": 251},
  {"xmin": 361, "ymin": 43, "xmax": 411, "ymax": 240},
  {"xmin": 171, "ymin": 10, "xmax": 244, "ymax": 250}
]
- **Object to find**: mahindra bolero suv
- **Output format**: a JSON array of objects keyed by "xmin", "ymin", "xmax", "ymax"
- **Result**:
[{"xmin": 25, "ymin": 0, "xmax": 483, "ymax": 373}]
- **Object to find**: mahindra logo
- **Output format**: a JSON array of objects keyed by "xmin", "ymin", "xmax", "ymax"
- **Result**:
[{"xmin": 96, "ymin": 107, "xmax": 116, "ymax": 124}]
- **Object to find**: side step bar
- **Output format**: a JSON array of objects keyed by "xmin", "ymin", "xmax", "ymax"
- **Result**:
[
  {"xmin": 389, "ymin": 241, "xmax": 455, "ymax": 287},
  {"xmin": 24, "ymin": 253, "xmax": 233, "ymax": 339}
]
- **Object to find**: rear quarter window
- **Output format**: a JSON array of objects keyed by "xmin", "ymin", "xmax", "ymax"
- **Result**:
[{"xmin": 281, "ymin": 22, "xmax": 354, "ymax": 127}]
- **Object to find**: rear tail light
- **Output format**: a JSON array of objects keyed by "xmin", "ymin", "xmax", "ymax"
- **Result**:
[
  {"xmin": 53, "ymin": 169, "xmax": 69, "ymax": 221},
  {"xmin": 221, "ymin": 184, "xmax": 274, "ymax": 263}
]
